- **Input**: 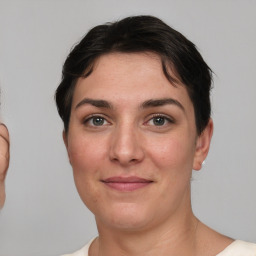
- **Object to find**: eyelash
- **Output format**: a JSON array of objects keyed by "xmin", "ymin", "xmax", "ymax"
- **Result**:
[
  {"xmin": 83, "ymin": 114, "xmax": 110, "ymax": 127},
  {"xmin": 82, "ymin": 113, "xmax": 174, "ymax": 128},
  {"xmin": 145, "ymin": 114, "xmax": 174, "ymax": 127}
]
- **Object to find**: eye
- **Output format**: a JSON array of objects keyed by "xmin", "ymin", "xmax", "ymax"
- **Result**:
[
  {"xmin": 83, "ymin": 115, "xmax": 109, "ymax": 127},
  {"xmin": 152, "ymin": 116, "xmax": 166, "ymax": 126},
  {"xmin": 146, "ymin": 115, "xmax": 174, "ymax": 127}
]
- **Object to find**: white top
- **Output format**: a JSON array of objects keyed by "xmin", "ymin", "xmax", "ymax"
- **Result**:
[
  {"xmin": 61, "ymin": 239, "xmax": 256, "ymax": 256},
  {"xmin": 216, "ymin": 240, "xmax": 256, "ymax": 256}
]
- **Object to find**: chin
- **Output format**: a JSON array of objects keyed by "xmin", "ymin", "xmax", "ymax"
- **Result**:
[{"xmin": 95, "ymin": 202, "xmax": 155, "ymax": 231}]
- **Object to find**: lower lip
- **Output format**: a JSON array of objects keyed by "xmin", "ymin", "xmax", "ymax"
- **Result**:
[{"xmin": 103, "ymin": 182, "xmax": 152, "ymax": 192}]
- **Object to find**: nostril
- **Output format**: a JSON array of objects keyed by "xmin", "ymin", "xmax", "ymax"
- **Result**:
[
  {"xmin": 110, "ymin": 155, "xmax": 142, "ymax": 166},
  {"xmin": 111, "ymin": 157, "xmax": 119, "ymax": 162}
]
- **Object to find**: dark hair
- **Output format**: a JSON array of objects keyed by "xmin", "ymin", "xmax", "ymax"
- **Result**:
[{"xmin": 55, "ymin": 15, "xmax": 212, "ymax": 134}]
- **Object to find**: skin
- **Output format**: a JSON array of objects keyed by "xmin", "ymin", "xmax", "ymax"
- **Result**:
[
  {"xmin": 0, "ymin": 123, "xmax": 10, "ymax": 208},
  {"xmin": 64, "ymin": 52, "xmax": 232, "ymax": 255}
]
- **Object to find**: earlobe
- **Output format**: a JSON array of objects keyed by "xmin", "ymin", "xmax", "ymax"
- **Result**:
[{"xmin": 193, "ymin": 119, "xmax": 213, "ymax": 171}]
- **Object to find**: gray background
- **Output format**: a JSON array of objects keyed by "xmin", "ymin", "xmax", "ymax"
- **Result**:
[{"xmin": 0, "ymin": 1, "xmax": 255, "ymax": 255}]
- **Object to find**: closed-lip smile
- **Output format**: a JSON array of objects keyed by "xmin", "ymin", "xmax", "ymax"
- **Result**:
[{"xmin": 101, "ymin": 176, "xmax": 153, "ymax": 192}]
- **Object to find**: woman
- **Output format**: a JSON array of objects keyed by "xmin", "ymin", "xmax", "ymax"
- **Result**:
[
  {"xmin": 0, "ymin": 123, "xmax": 10, "ymax": 209},
  {"xmin": 55, "ymin": 16, "xmax": 256, "ymax": 256}
]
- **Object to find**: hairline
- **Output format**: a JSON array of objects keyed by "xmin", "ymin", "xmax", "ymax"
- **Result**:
[{"xmin": 64, "ymin": 50, "xmax": 189, "ymax": 133}]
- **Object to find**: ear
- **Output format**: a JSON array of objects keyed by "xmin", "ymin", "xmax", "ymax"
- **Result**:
[
  {"xmin": 62, "ymin": 130, "xmax": 68, "ymax": 149},
  {"xmin": 193, "ymin": 119, "xmax": 213, "ymax": 171},
  {"xmin": 0, "ymin": 123, "xmax": 10, "ymax": 208},
  {"xmin": 62, "ymin": 130, "xmax": 72, "ymax": 165}
]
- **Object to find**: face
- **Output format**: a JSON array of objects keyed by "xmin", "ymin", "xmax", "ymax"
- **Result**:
[{"xmin": 64, "ymin": 52, "xmax": 212, "ymax": 231}]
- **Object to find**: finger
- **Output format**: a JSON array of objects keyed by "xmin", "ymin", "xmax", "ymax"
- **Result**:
[
  {"xmin": 0, "ymin": 123, "xmax": 10, "ymax": 159},
  {"xmin": 0, "ymin": 124, "xmax": 10, "ymax": 181}
]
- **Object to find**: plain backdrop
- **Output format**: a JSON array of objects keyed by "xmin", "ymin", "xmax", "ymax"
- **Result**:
[{"xmin": 0, "ymin": 1, "xmax": 255, "ymax": 255}]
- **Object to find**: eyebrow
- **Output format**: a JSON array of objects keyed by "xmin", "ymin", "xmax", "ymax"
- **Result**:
[
  {"xmin": 75, "ymin": 98, "xmax": 112, "ymax": 109},
  {"xmin": 75, "ymin": 97, "xmax": 184, "ymax": 111},
  {"xmin": 141, "ymin": 98, "xmax": 185, "ymax": 111}
]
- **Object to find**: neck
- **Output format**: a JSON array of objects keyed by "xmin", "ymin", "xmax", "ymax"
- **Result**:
[{"xmin": 91, "ymin": 205, "xmax": 200, "ymax": 256}]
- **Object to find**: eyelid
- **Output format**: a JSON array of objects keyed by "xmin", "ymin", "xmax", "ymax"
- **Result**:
[
  {"xmin": 81, "ymin": 113, "xmax": 174, "ymax": 127},
  {"xmin": 82, "ymin": 114, "xmax": 111, "ymax": 126},
  {"xmin": 145, "ymin": 113, "xmax": 174, "ymax": 124}
]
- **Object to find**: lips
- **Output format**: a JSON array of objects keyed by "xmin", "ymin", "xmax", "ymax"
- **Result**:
[{"xmin": 101, "ymin": 176, "xmax": 153, "ymax": 192}]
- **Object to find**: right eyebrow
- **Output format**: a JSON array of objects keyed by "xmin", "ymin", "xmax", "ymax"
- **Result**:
[{"xmin": 75, "ymin": 98, "xmax": 112, "ymax": 109}]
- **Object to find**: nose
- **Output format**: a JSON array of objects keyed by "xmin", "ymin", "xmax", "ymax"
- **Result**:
[{"xmin": 109, "ymin": 123, "xmax": 145, "ymax": 166}]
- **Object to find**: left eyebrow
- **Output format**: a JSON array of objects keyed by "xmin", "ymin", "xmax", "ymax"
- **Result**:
[{"xmin": 141, "ymin": 98, "xmax": 185, "ymax": 112}]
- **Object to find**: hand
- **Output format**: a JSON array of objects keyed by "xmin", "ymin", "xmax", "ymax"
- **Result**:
[{"xmin": 0, "ymin": 124, "xmax": 10, "ymax": 208}]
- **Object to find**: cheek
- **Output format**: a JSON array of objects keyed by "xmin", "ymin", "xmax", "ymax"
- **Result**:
[
  {"xmin": 68, "ymin": 135, "xmax": 106, "ymax": 172},
  {"xmin": 141, "ymin": 136, "xmax": 195, "ymax": 216},
  {"xmin": 147, "ymin": 135, "xmax": 195, "ymax": 171},
  {"xmin": 66, "ymin": 136, "xmax": 107, "ymax": 208}
]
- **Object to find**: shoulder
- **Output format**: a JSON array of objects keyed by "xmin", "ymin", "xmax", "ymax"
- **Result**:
[
  {"xmin": 60, "ymin": 238, "xmax": 95, "ymax": 256},
  {"xmin": 217, "ymin": 240, "xmax": 256, "ymax": 256}
]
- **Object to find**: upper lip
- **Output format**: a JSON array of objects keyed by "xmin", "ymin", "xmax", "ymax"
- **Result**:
[{"xmin": 102, "ymin": 176, "xmax": 153, "ymax": 183}]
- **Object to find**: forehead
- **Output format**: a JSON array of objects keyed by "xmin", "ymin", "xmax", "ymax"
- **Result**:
[{"xmin": 72, "ymin": 52, "xmax": 192, "ymax": 110}]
